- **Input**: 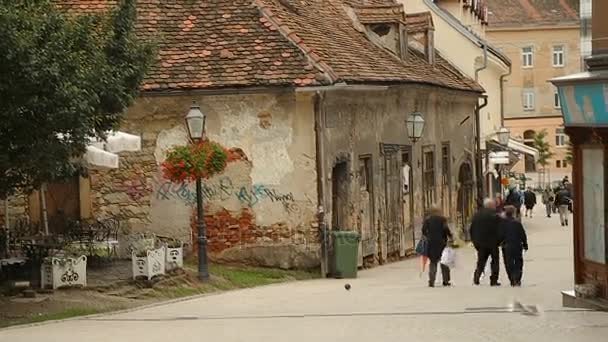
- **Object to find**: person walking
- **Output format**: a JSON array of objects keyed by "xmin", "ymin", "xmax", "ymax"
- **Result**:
[
  {"xmin": 500, "ymin": 206, "xmax": 529, "ymax": 287},
  {"xmin": 470, "ymin": 198, "xmax": 504, "ymax": 286},
  {"xmin": 542, "ymin": 187, "xmax": 554, "ymax": 218},
  {"xmin": 505, "ymin": 186, "xmax": 522, "ymax": 221},
  {"xmin": 523, "ymin": 187, "xmax": 537, "ymax": 218},
  {"xmin": 555, "ymin": 186, "xmax": 572, "ymax": 227},
  {"xmin": 421, "ymin": 206, "xmax": 453, "ymax": 287}
]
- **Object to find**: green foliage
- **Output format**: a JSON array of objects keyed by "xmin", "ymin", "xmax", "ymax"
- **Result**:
[
  {"xmin": 0, "ymin": 0, "xmax": 155, "ymax": 198},
  {"xmin": 532, "ymin": 130, "xmax": 554, "ymax": 168},
  {"xmin": 565, "ymin": 141, "xmax": 574, "ymax": 163},
  {"xmin": 162, "ymin": 141, "xmax": 229, "ymax": 182}
]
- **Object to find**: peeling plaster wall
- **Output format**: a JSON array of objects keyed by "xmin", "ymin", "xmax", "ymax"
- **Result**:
[
  {"xmin": 320, "ymin": 85, "xmax": 478, "ymax": 265},
  {"xmin": 89, "ymin": 91, "xmax": 319, "ymax": 269}
]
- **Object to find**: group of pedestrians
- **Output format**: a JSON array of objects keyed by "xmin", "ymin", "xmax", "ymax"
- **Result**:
[
  {"xmin": 470, "ymin": 199, "xmax": 528, "ymax": 287},
  {"xmin": 418, "ymin": 199, "xmax": 528, "ymax": 288}
]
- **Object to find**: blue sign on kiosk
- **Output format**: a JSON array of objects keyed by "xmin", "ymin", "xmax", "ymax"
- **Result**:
[{"xmin": 552, "ymin": 71, "xmax": 608, "ymax": 127}]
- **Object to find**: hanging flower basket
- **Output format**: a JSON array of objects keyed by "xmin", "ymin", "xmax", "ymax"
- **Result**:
[{"xmin": 162, "ymin": 140, "xmax": 231, "ymax": 182}]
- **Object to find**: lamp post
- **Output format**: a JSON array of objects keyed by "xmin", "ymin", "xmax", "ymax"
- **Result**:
[
  {"xmin": 406, "ymin": 111, "xmax": 425, "ymax": 144},
  {"xmin": 185, "ymin": 101, "xmax": 209, "ymax": 281}
]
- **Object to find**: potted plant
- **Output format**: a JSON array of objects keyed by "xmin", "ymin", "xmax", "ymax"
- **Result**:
[
  {"xmin": 161, "ymin": 140, "xmax": 232, "ymax": 182},
  {"xmin": 41, "ymin": 255, "xmax": 88, "ymax": 290},
  {"xmin": 163, "ymin": 239, "xmax": 184, "ymax": 272},
  {"xmin": 130, "ymin": 233, "xmax": 165, "ymax": 280}
]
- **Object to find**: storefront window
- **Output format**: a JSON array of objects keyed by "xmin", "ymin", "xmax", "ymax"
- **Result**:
[{"xmin": 582, "ymin": 147, "xmax": 606, "ymax": 264}]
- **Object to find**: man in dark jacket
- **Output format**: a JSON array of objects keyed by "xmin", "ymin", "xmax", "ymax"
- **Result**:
[
  {"xmin": 554, "ymin": 186, "xmax": 572, "ymax": 226},
  {"xmin": 523, "ymin": 187, "xmax": 537, "ymax": 218},
  {"xmin": 500, "ymin": 206, "xmax": 529, "ymax": 286},
  {"xmin": 470, "ymin": 198, "xmax": 504, "ymax": 286}
]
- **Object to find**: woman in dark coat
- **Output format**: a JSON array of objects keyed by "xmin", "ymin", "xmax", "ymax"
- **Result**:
[{"xmin": 422, "ymin": 206, "xmax": 453, "ymax": 287}]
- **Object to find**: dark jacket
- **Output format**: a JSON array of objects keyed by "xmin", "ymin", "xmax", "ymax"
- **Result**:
[
  {"xmin": 500, "ymin": 218, "xmax": 528, "ymax": 251},
  {"xmin": 524, "ymin": 191, "xmax": 537, "ymax": 207},
  {"xmin": 422, "ymin": 215, "xmax": 453, "ymax": 262},
  {"xmin": 505, "ymin": 190, "xmax": 522, "ymax": 208},
  {"xmin": 555, "ymin": 189, "xmax": 571, "ymax": 206},
  {"xmin": 470, "ymin": 208, "xmax": 503, "ymax": 249}
]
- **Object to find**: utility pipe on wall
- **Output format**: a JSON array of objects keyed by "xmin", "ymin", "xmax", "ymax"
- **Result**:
[{"xmin": 314, "ymin": 91, "xmax": 328, "ymax": 277}]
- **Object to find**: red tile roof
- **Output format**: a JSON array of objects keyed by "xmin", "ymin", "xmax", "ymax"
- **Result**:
[
  {"xmin": 55, "ymin": 0, "xmax": 482, "ymax": 93},
  {"xmin": 487, "ymin": 0, "xmax": 579, "ymax": 28}
]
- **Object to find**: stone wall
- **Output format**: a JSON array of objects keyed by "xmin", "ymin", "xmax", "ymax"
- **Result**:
[
  {"xmin": 319, "ymin": 85, "xmax": 478, "ymax": 264},
  {"xmin": 89, "ymin": 91, "xmax": 320, "ymax": 269},
  {"xmin": 0, "ymin": 195, "xmax": 29, "ymax": 228}
]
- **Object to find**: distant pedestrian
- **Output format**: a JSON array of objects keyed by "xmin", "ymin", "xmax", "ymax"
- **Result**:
[
  {"xmin": 542, "ymin": 187, "xmax": 554, "ymax": 218},
  {"xmin": 523, "ymin": 187, "xmax": 537, "ymax": 218},
  {"xmin": 554, "ymin": 186, "xmax": 572, "ymax": 227},
  {"xmin": 495, "ymin": 193, "xmax": 505, "ymax": 216},
  {"xmin": 415, "ymin": 235, "xmax": 429, "ymax": 277},
  {"xmin": 421, "ymin": 206, "xmax": 453, "ymax": 287},
  {"xmin": 500, "ymin": 206, "xmax": 529, "ymax": 287},
  {"xmin": 505, "ymin": 186, "xmax": 522, "ymax": 221},
  {"xmin": 470, "ymin": 198, "xmax": 504, "ymax": 286}
]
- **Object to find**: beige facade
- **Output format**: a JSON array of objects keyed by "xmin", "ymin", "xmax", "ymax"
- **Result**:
[
  {"xmin": 400, "ymin": 0, "xmax": 509, "ymax": 151},
  {"xmin": 486, "ymin": 24, "xmax": 579, "ymax": 186}
]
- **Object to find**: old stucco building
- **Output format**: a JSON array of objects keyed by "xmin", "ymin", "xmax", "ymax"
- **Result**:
[
  {"xmin": 4, "ymin": 0, "xmax": 484, "ymax": 272},
  {"xmin": 486, "ymin": 0, "xmax": 580, "ymax": 188}
]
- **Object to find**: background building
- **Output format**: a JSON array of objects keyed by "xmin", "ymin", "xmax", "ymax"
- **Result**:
[
  {"xmin": 486, "ymin": 0, "xmax": 579, "ymax": 188},
  {"xmin": 580, "ymin": 0, "xmax": 592, "ymax": 70}
]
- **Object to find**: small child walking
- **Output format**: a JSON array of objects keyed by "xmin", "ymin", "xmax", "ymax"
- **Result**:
[
  {"xmin": 415, "ymin": 237, "xmax": 428, "ymax": 277},
  {"xmin": 501, "ymin": 205, "xmax": 529, "ymax": 286}
]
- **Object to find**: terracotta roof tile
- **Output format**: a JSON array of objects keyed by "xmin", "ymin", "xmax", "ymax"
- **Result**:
[
  {"xmin": 55, "ymin": 0, "xmax": 481, "ymax": 93},
  {"xmin": 487, "ymin": 0, "xmax": 579, "ymax": 28}
]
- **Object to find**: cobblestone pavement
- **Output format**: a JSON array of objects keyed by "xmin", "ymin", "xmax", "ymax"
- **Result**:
[{"xmin": 1, "ymin": 213, "xmax": 607, "ymax": 342}]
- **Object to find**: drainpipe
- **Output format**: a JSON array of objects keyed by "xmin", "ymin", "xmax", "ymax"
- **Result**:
[
  {"xmin": 474, "ymin": 42, "xmax": 488, "ymax": 82},
  {"xmin": 473, "ymin": 42, "xmax": 488, "ymax": 202},
  {"xmin": 314, "ymin": 91, "xmax": 328, "ymax": 277},
  {"xmin": 499, "ymin": 63, "xmax": 512, "ymax": 126},
  {"xmin": 475, "ymin": 96, "xmax": 488, "ymax": 204}
]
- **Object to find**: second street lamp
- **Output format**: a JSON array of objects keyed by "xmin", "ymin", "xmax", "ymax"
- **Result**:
[
  {"xmin": 406, "ymin": 111, "xmax": 425, "ymax": 143},
  {"xmin": 184, "ymin": 101, "xmax": 210, "ymax": 281}
]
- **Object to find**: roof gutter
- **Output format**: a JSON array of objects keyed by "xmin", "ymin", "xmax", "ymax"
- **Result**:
[
  {"xmin": 295, "ymin": 83, "xmax": 389, "ymax": 92},
  {"xmin": 475, "ymin": 95, "xmax": 489, "ymax": 202}
]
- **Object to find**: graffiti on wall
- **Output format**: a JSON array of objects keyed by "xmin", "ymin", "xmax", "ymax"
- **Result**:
[{"xmin": 154, "ymin": 176, "xmax": 298, "ymax": 212}]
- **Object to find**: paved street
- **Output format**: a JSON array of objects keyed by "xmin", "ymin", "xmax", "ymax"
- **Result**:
[{"xmin": 1, "ymin": 213, "xmax": 607, "ymax": 342}]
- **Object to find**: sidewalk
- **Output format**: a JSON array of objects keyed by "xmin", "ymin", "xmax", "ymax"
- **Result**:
[{"xmin": 1, "ymin": 213, "xmax": 607, "ymax": 342}]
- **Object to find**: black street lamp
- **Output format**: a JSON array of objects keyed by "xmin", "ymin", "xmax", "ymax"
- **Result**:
[
  {"xmin": 185, "ymin": 101, "xmax": 209, "ymax": 281},
  {"xmin": 406, "ymin": 111, "xmax": 425, "ymax": 143}
]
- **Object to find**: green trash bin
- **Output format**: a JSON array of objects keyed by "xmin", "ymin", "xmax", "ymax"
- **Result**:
[{"xmin": 331, "ymin": 231, "xmax": 360, "ymax": 279}]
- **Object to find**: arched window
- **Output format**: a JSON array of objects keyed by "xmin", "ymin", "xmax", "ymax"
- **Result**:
[{"xmin": 523, "ymin": 130, "xmax": 536, "ymax": 146}]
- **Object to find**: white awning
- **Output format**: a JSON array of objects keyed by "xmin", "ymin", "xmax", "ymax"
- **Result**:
[
  {"xmin": 84, "ymin": 146, "xmax": 119, "ymax": 169},
  {"xmin": 59, "ymin": 130, "xmax": 141, "ymax": 169},
  {"xmin": 91, "ymin": 131, "xmax": 141, "ymax": 153},
  {"xmin": 491, "ymin": 138, "xmax": 539, "ymax": 161},
  {"xmin": 507, "ymin": 139, "xmax": 539, "ymax": 161}
]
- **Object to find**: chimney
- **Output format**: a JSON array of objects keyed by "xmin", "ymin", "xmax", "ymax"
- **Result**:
[
  {"xmin": 425, "ymin": 28, "xmax": 435, "ymax": 65},
  {"xmin": 399, "ymin": 22, "xmax": 408, "ymax": 61}
]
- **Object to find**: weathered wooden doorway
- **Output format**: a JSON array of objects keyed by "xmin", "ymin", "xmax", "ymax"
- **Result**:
[
  {"xmin": 381, "ymin": 144, "xmax": 406, "ymax": 262},
  {"xmin": 332, "ymin": 161, "xmax": 349, "ymax": 231},
  {"xmin": 29, "ymin": 176, "xmax": 81, "ymax": 235},
  {"xmin": 401, "ymin": 148, "xmax": 415, "ymax": 255},
  {"xmin": 457, "ymin": 161, "xmax": 474, "ymax": 239},
  {"xmin": 358, "ymin": 155, "xmax": 376, "ymax": 261}
]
